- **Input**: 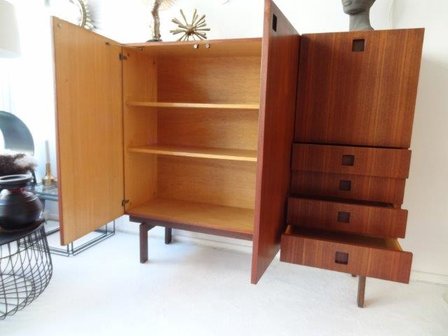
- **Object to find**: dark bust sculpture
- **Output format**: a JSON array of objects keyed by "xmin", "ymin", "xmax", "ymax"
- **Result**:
[{"xmin": 342, "ymin": 0, "xmax": 376, "ymax": 31}]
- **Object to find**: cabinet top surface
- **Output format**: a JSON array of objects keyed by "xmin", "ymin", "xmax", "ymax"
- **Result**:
[{"xmin": 301, "ymin": 27, "xmax": 424, "ymax": 38}]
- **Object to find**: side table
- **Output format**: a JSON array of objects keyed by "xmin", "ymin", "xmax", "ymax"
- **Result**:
[{"xmin": 0, "ymin": 222, "xmax": 53, "ymax": 319}]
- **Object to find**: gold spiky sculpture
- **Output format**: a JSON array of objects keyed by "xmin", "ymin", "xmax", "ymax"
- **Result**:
[{"xmin": 170, "ymin": 9, "xmax": 211, "ymax": 41}]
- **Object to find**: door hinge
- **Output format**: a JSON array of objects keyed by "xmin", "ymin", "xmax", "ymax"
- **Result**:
[
  {"xmin": 119, "ymin": 53, "xmax": 128, "ymax": 61},
  {"xmin": 122, "ymin": 199, "xmax": 130, "ymax": 207}
]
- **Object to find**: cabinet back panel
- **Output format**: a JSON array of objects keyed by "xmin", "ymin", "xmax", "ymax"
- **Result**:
[
  {"xmin": 295, "ymin": 29, "xmax": 424, "ymax": 148},
  {"xmin": 124, "ymin": 108, "xmax": 158, "ymax": 147},
  {"xmin": 157, "ymin": 157, "xmax": 256, "ymax": 209},
  {"xmin": 158, "ymin": 109, "xmax": 258, "ymax": 150},
  {"xmin": 157, "ymin": 56, "xmax": 261, "ymax": 104}
]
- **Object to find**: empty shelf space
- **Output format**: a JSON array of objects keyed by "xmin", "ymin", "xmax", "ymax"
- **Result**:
[
  {"xmin": 128, "ymin": 145, "xmax": 257, "ymax": 162},
  {"xmin": 127, "ymin": 198, "xmax": 254, "ymax": 239},
  {"xmin": 126, "ymin": 101, "xmax": 260, "ymax": 110}
]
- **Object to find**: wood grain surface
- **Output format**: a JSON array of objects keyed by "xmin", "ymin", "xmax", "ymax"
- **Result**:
[
  {"xmin": 281, "ymin": 226, "xmax": 412, "ymax": 283},
  {"xmin": 287, "ymin": 197, "xmax": 407, "ymax": 238},
  {"xmin": 292, "ymin": 144, "xmax": 411, "ymax": 178},
  {"xmin": 53, "ymin": 18, "xmax": 124, "ymax": 244},
  {"xmin": 251, "ymin": 0, "xmax": 300, "ymax": 284},
  {"xmin": 295, "ymin": 29, "xmax": 424, "ymax": 148},
  {"xmin": 291, "ymin": 171, "xmax": 406, "ymax": 204}
]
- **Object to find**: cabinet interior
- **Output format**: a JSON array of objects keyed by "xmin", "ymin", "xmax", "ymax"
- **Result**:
[{"xmin": 122, "ymin": 39, "xmax": 262, "ymax": 237}]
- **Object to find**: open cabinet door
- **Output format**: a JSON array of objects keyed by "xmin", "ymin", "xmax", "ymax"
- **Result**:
[
  {"xmin": 251, "ymin": 0, "xmax": 299, "ymax": 283},
  {"xmin": 52, "ymin": 18, "xmax": 124, "ymax": 245}
]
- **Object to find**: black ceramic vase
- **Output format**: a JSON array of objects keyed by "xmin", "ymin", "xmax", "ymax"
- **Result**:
[{"xmin": 0, "ymin": 174, "xmax": 43, "ymax": 231}]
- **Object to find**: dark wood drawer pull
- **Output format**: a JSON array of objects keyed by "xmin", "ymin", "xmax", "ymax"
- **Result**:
[
  {"xmin": 341, "ymin": 154, "xmax": 355, "ymax": 166},
  {"xmin": 339, "ymin": 180, "xmax": 352, "ymax": 191},
  {"xmin": 335, "ymin": 251, "xmax": 349, "ymax": 265},
  {"xmin": 352, "ymin": 39, "xmax": 365, "ymax": 52},
  {"xmin": 337, "ymin": 211, "xmax": 351, "ymax": 223}
]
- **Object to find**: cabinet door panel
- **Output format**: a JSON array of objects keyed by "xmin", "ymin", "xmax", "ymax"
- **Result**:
[
  {"xmin": 295, "ymin": 29, "xmax": 424, "ymax": 148},
  {"xmin": 251, "ymin": 0, "xmax": 299, "ymax": 284},
  {"xmin": 53, "ymin": 18, "xmax": 124, "ymax": 244}
]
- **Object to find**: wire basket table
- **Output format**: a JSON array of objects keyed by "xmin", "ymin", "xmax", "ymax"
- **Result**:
[{"xmin": 0, "ymin": 222, "xmax": 53, "ymax": 319}]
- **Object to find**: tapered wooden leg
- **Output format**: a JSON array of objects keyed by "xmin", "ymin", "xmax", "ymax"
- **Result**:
[
  {"xmin": 357, "ymin": 275, "xmax": 366, "ymax": 308},
  {"xmin": 139, "ymin": 223, "xmax": 154, "ymax": 263},
  {"xmin": 165, "ymin": 227, "xmax": 172, "ymax": 244}
]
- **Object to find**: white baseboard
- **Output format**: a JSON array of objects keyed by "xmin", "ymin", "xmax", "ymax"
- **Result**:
[{"xmin": 411, "ymin": 270, "xmax": 448, "ymax": 285}]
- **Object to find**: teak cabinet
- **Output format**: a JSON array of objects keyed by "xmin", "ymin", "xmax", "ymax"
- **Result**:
[
  {"xmin": 52, "ymin": 0, "xmax": 298, "ymax": 283},
  {"xmin": 280, "ymin": 28, "xmax": 424, "ymax": 305},
  {"xmin": 52, "ymin": 0, "xmax": 424, "ymax": 296}
]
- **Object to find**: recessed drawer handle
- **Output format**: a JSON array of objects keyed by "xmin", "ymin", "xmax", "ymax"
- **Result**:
[
  {"xmin": 339, "ymin": 180, "xmax": 352, "ymax": 191},
  {"xmin": 335, "ymin": 251, "xmax": 349, "ymax": 265},
  {"xmin": 341, "ymin": 154, "xmax": 355, "ymax": 166},
  {"xmin": 337, "ymin": 211, "xmax": 351, "ymax": 223},
  {"xmin": 352, "ymin": 39, "xmax": 365, "ymax": 52}
]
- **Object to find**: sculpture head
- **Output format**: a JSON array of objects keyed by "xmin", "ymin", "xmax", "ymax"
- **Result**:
[{"xmin": 341, "ymin": 0, "xmax": 376, "ymax": 15}]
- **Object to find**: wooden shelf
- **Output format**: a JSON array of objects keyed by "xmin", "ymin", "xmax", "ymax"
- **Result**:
[
  {"xmin": 128, "ymin": 145, "xmax": 257, "ymax": 162},
  {"xmin": 127, "ymin": 101, "xmax": 260, "ymax": 110},
  {"xmin": 127, "ymin": 198, "xmax": 254, "ymax": 239}
]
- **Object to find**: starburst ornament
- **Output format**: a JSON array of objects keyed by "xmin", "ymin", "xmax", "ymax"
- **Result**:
[
  {"xmin": 75, "ymin": 0, "xmax": 94, "ymax": 30},
  {"xmin": 170, "ymin": 9, "xmax": 210, "ymax": 41}
]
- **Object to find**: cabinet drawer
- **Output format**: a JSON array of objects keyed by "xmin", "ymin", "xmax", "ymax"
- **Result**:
[
  {"xmin": 280, "ymin": 226, "xmax": 412, "ymax": 283},
  {"xmin": 288, "ymin": 198, "xmax": 407, "ymax": 238},
  {"xmin": 292, "ymin": 144, "xmax": 411, "ymax": 178},
  {"xmin": 291, "ymin": 171, "xmax": 406, "ymax": 204}
]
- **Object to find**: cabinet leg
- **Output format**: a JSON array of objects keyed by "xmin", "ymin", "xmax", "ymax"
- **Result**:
[
  {"xmin": 139, "ymin": 223, "xmax": 154, "ymax": 263},
  {"xmin": 165, "ymin": 227, "xmax": 172, "ymax": 244},
  {"xmin": 357, "ymin": 275, "xmax": 366, "ymax": 308}
]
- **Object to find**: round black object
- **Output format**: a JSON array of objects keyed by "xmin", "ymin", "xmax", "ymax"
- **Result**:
[{"xmin": 0, "ymin": 174, "xmax": 43, "ymax": 231}]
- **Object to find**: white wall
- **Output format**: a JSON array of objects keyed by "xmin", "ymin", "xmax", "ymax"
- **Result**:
[
  {"xmin": 0, "ymin": 1, "xmax": 56, "ymax": 182},
  {"xmin": 391, "ymin": 0, "xmax": 448, "ymax": 282},
  {"xmin": 88, "ymin": 0, "xmax": 264, "ymax": 42},
  {"xmin": 3, "ymin": 0, "xmax": 447, "ymax": 281}
]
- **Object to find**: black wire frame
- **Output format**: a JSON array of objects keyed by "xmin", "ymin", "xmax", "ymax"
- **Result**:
[{"xmin": 0, "ymin": 225, "xmax": 53, "ymax": 319}]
